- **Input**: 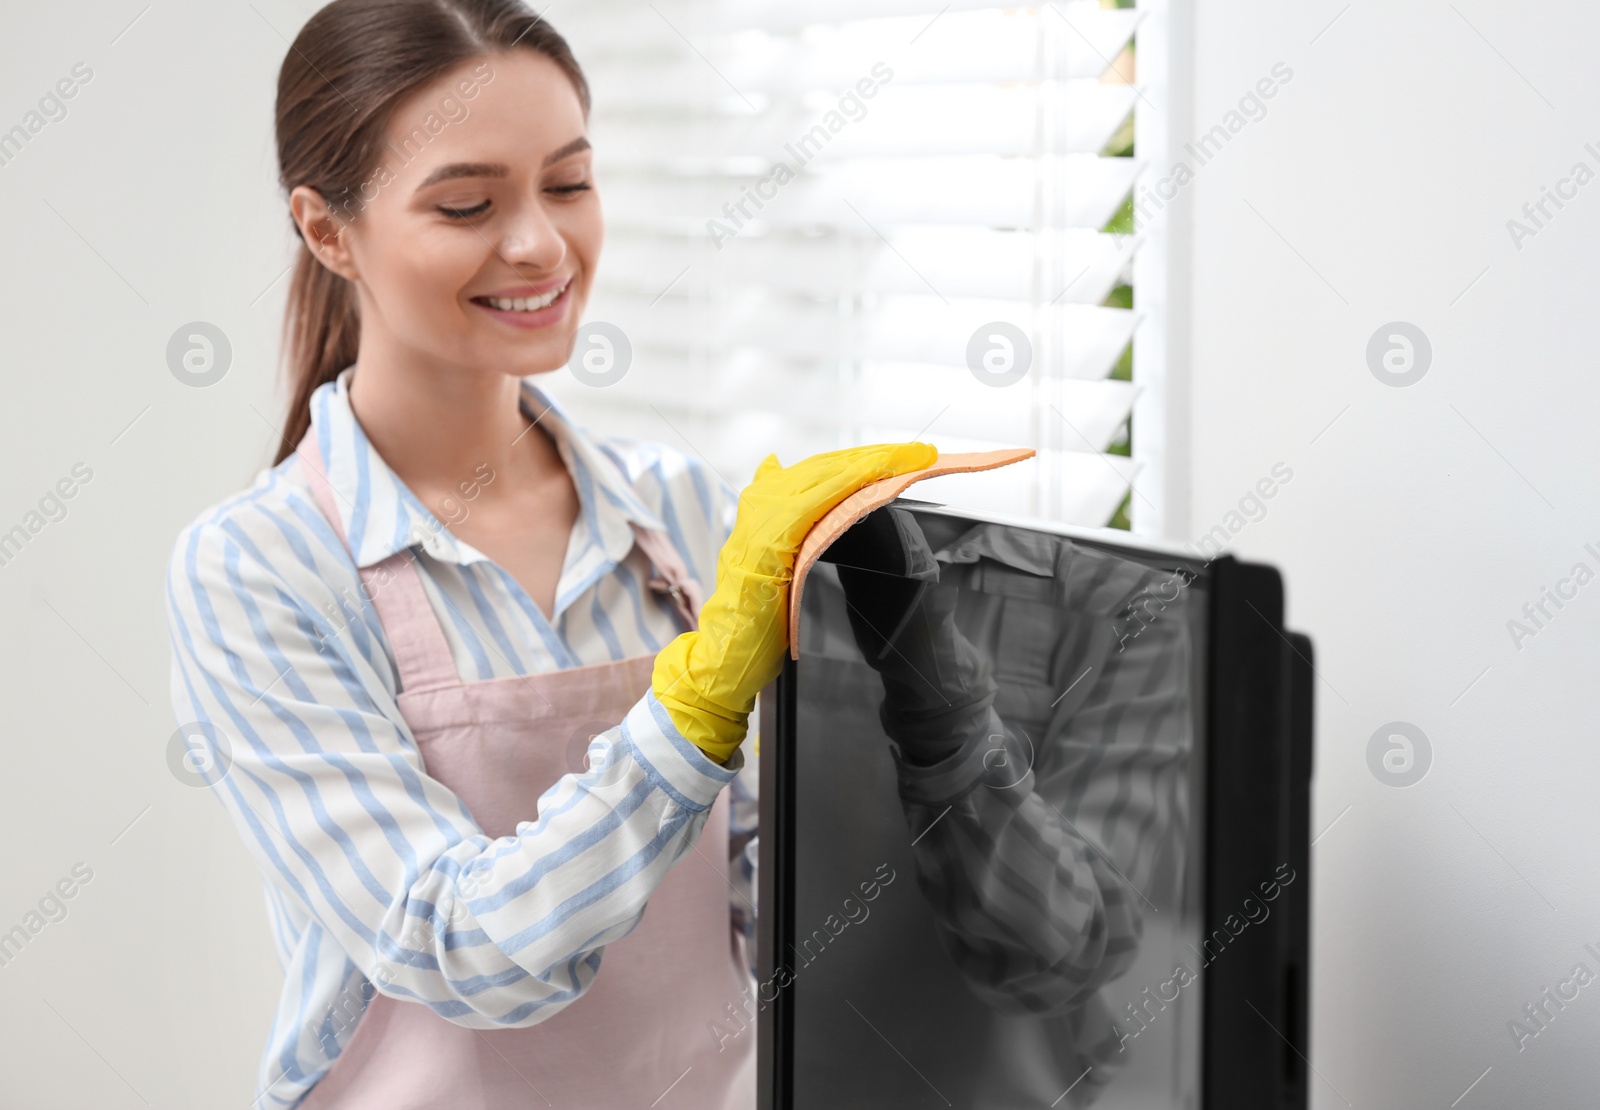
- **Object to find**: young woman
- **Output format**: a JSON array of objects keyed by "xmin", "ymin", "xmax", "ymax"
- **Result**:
[{"xmin": 162, "ymin": 2, "xmax": 934, "ymax": 1106}]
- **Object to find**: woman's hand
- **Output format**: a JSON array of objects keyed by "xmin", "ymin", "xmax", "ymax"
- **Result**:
[{"xmin": 651, "ymin": 442, "xmax": 937, "ymax": 763}]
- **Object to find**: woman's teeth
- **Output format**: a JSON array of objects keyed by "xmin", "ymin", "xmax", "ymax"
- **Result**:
[{"xmin": 482, "ymin": 282, "xmax": 568, "ymax": 312}]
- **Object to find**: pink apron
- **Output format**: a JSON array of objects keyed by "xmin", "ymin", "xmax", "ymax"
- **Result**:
[{"xmin": 294, "ymin": 430, "xmax": 756, "ymax": 1110}]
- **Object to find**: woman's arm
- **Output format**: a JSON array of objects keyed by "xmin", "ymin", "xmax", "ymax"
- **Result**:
[
  {"xmin": 596, "ymin": 434, "xmax": 764, "ymax": 981},
  {"xmin": 165, "ymin": 502, "xmax": 740, "ymax": 1029}
]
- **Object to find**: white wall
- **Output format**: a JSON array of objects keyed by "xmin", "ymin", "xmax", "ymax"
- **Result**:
[
  {"xmin": 2, "ymin": 0, "xmax": 1597, "ymax": 1106},
  {"xmin": 1174, "ymin": 2, "xmax": 1600, "ymax": 1106}
]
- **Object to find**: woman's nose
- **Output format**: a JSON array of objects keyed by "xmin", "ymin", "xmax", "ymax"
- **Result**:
[{"xmin": 495, "ymin": 200, "xmax": 567, "ymax": 270}]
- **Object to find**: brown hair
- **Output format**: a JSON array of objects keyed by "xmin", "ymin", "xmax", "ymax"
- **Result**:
[{"xmin": 271, "ymin": 0, "xmax": 590, "ymax": 464}]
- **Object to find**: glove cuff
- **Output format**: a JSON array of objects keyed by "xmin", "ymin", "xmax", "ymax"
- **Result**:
[
  {"xmin": 878, "ymin": 679, "xmax": 997, "ymax": 764},
  {"xmin": 651, "ymin": 627, "xmax": 765, "ymax": 764}
]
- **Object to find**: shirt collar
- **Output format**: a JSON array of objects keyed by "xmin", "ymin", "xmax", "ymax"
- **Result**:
[{"xmin": 306, "ymin": 365, "xmax": 666, "ymax": 572}]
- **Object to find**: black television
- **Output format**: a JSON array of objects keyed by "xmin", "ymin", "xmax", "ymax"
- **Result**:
[{"xmin": 757, "ymin": 498, "xmax": 1312, "ymax": 1109}]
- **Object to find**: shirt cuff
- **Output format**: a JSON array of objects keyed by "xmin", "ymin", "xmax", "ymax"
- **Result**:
[{"xmin": 622, "ymin": 689, "xmax": 743, "ymax": 812}]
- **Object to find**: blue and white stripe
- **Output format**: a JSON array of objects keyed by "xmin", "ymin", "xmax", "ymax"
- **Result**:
[{"xmin": 164, "ymin": 366, "xmax": 757, "ymax": 1108}]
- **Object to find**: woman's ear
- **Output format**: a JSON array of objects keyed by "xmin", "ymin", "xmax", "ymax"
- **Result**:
[{"xmin": 289, "ymin": 185, "xmax": 360, "ymax": 282}]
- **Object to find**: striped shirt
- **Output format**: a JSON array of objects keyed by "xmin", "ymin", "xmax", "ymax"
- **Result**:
[{"xmin": 164, "ymin": 366, "xmax": 757, "ymax": 1108}]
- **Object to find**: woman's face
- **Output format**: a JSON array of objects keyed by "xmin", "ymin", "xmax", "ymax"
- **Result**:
[{"xmin": 322, "ymin": 49, "xmax": 600, "ymax": 379}]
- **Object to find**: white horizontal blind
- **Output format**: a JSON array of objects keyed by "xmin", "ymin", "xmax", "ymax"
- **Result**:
[{"xmin": 547, "ymin": 1, "xmax": 1146, "ymax": 525}]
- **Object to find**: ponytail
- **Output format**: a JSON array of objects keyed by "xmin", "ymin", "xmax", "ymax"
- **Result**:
[{"xmin": 274, "ymin": 240, "xmax": 359, "ymax": 465}]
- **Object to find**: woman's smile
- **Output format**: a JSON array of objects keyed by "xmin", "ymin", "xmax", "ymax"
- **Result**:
[{"xmin": 469, "ymin": 275, "xmax": 575, "ymax": 329}]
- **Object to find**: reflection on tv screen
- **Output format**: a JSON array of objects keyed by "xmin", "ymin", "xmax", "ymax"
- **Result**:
[{"xmin": 786, "ymin": 506, "xmax": 1207, "ymax": 1109}]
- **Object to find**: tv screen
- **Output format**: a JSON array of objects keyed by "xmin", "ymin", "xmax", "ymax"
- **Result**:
[{"xmin": 758, "ymin": 501, "xmax": 1310, "ymax": 1110}]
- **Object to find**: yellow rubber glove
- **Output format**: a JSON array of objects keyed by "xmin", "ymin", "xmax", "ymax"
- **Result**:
[{"xmin": 651, "ymin": 442, "xmax": 938, "ymax": 763}]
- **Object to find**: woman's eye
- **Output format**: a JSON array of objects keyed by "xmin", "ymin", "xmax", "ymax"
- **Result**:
[
  {"xmin": 436, "ymin": 200, "xmax": 491, "ymax": 219},
  {"xmin": 549, "ymin": 182, "xmax": 592, "ymax": 196}
]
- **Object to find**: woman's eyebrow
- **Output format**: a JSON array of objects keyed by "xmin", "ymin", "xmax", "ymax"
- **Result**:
[
  {"xmin": 412, "ymin": 139, "xmax": 590, "ymax": 193},
  {"xmin": 542, "ymin": 136, "xmax": 591, "ymax": 167},
  {"xmin": 415, "ymin": 162, "xmax": 509, "ymax": 190}
]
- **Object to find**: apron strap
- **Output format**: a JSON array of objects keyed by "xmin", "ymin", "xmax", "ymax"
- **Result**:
[
  {"xmin": 295, "ymin": 426, "xmax": 702, "ymax": 689},
  {"xmin": 294, "ymin": 430, "xmax": 460, "ymax": 694},
  {"xmin": 628, "ymin": 522, "xmax": 703, "ymax": 634}
]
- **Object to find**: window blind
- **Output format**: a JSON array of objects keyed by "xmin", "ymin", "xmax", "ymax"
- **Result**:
[{"xmin": 547, "ymin": 0, "xmax": 1147, "ymax": 527}]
